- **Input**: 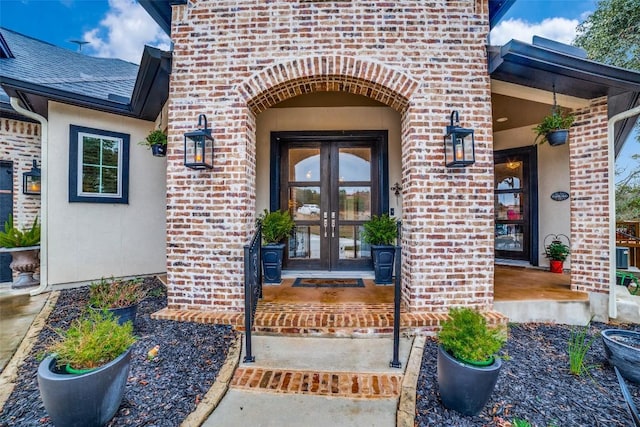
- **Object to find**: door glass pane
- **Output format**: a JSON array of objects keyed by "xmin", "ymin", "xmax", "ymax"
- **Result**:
[
  {"xmin": 495, "ymin": 161, "xmax": 522, "ymax": 189},
  {"xmin": 338, "ymin": 225, "xmax": 369, "ymax": 259},
  {"xmin": 338, "ymin": 148, "xmax": 370, "ymax": 181},
  {"xmin": 338, "ymin": 186, "xmax": 370, "ymax": 220},
  {"xmin": 496, "ymin": 193, "xmax": 523, "ymax": 220},
  {"xmin": 495, "ymin": 224, "xmax": 524, "ymax": 252},
  {"xmin": 289, "ymin": 148, "xmax": 320, "ymax": 182},
  {"xmin": 289, "ymin": 225, "xmax": 321, "ymax": 259},
  {"xmin": 290, "ymin": 187, "xmax": 321, "ymax": 220}
]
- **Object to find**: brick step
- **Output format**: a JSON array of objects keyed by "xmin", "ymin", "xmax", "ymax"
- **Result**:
[
  {"xmin": 231, "ymin": 367, "xmax": 402, "ymax": 399},
  {"xmin": 152, "ymin": 306, "xmax": 507, "ymax": 337}
]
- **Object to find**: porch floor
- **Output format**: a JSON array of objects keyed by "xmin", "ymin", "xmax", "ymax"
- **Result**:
[{"xmin": 152, "ymin": 266, "xmax": 584, "ymax": 333}]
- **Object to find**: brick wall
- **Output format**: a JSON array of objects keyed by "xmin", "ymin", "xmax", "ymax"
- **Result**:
[
  {"xmin": 166, "ymin": 0, "xmax": 494, "ymax": 312},
  {"xmin": 569, "ymin": 97, "xmax": 610, "ymax": 294},
  {"xmin": 0, "ymin": 118, "xmax": 41, "ymax": 228}
]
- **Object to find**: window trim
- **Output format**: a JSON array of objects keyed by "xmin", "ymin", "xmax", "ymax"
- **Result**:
[{"xmin": 69, "ymin": 125, "xmax": 130, "ymax": 204}]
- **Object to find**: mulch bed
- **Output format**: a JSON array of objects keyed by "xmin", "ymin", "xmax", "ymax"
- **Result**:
[
  {"xmin": 416, "ymin": 322, "xmax": 640, "ymax": 427},
  {"xmin": 0, "ymin": 277, "xmax": 237, "ymax": 427}
]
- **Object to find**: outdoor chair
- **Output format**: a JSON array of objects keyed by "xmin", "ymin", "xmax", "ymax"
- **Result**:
[{"xmin": 615, "ymin": 366, "xmax": 640, "ymax": 427}]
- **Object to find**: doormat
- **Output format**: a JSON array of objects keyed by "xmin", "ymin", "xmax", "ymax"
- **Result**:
[{"xmin": 292, "ymin": 278, "xmax": 365, "ymax": 288}]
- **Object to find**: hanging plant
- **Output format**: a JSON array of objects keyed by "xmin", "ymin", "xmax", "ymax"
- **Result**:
[{"xmin": 533, "ymin": 85, "xmax": 575, "ymax": 146}]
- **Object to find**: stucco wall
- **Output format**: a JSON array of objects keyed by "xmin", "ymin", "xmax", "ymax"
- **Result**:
[
  {"xmin": 255, "ymin": 106, "xmax": 403, "ymax": 217},
  {"xmin": 493, "ymin": 126, "xmax": 572, "ymax": 268},
  {"xmin": 46, "ymin": 102, "xmax": 166, "ymax": 285}
]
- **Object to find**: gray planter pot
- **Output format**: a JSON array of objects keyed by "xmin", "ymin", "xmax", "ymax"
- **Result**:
[
  {"xmin": 90, "ymin": 303, "xmax": 138, "ymax": 326},
  {"xmin": 437, "ymin": 345, "xmax": 502, "ymax": 416},
  {"xmin": 546, "ymin": 129, "xmax": 569, "ymax": 146},
  {"xmin": 37, "ymin": 347, "xmax": 132, "ymax": 427},
  {"xmin": 602, "ymin": 329, "xmax": 640, "ymax": 384}
]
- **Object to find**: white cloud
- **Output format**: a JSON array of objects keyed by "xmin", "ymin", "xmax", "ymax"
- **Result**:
[
  {"xmin": 83, "ymin": 0, "xmax": 170, "ymax": 64},
  {"xmin": 489, "ymin": 17, "xmax": 580, "ymax": 46}
]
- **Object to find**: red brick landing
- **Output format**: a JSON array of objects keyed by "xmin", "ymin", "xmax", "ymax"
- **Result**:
[
  {"xmin": 151, "ymin": 302, "xmax": 506, "ymax": 337},
  {"xmin": 230, "ymin": 367, "xmax": 402, "ymax": 399}
]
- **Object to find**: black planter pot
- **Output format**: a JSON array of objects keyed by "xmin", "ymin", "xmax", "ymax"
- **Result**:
[
  {"xmin": 437, "ymin": 345, "xmax": 502, "ymax": 416},
  {"xmin": 91, "ymin": 303, "xmax": 138, "ymax": 326},
  {"xmin": 37, "ymin": 347, "xmax": 132, "ymax": 427},
  {"xmin": 602, "ymin": 329, "xmax": 640, "ymax": 384},
  {"xmin": 371, "ymin": 245, "xmax": 395, "ymax": 284},
  {"xmin": 546, "ymin": 129, "xmax": 569, "ymax": 146},
  {"xmin": 151, "ymin": 143, "xmax": 166, "ymax": 157},
  {"xmin": 262, "ymin": 243, "xmax": 285, "ymax": 284}
]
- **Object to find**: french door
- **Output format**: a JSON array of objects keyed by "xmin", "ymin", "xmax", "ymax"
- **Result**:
[{"xmin": 271, "ymin": 131, "xmax": 388, "ymax": 270}]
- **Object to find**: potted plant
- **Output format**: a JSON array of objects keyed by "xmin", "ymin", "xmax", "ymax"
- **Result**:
[
  {"xmin": 260, "ymin": 209, "xmax": 295, "ymax": 283},
  {"xmin": 138, "ymin": 129, "xmax": 167, "ymax": 157},
  {"xmin": 37, "ymin": 310, "xmax": 137, "ymax": 427},
  {"xmin": 88, "ymin": 277, "xmax": 147, "ymax": 325},
  {"xmin": 533, "ymin": 110, "xmax": 575, "ymax": 146},
  {"xmin": 437, "ymin": 307, "xmax": 506, "ymax": 416},
  {"xmin": 544, "ymin": 240, "xmax": 570, "ymax": 273},
  {"xmin": 0, "ymin": 214, "xmax": 40, "ymax": 288},
  {"xmin": 362, "ymin": 214, "xmax": 397, "ymax": 284}
]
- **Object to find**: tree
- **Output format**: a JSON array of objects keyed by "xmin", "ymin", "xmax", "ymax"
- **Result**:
[
  {"xmin": 616, "ymin": 155, "xmax": 640, "ymax": 221},
  {"xmin": 573, "ymin": 0, "xmax": 640, "ymax": 71}
]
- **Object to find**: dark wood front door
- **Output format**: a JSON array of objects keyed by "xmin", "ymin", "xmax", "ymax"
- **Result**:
[
  {"xmin": 0, "ymin": 161, "xmax": 13, "ymax": 282},
  {"xmin": 494, "ymin": 147, "xmax": 538, "ymax": 263},
  {"xmin": 271, "ymin": 131, "xmax": 388, "ymax": 271}
]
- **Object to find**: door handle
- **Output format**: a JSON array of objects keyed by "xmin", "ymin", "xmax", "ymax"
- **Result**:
[
  {"xmin": 323, "ymin": 212, "xmax": 328, "ymax": 238},
  {"xmin": 331, "ymin": 212, "xmax": 336, "ymax": 238}
]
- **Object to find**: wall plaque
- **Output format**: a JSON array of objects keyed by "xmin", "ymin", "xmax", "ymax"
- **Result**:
[{"xmin": 551, "ymin": 191, "xmax": 569, "ymax": 201}]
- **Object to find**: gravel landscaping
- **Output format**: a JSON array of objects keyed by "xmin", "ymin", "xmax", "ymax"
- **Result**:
[
  {"xmin": 0, "ymin": 278, "xmax": 237, "ymax": 427},
  {"xmin": 416, "ymin": 322, "xmax": 640, "ymax": 427}
]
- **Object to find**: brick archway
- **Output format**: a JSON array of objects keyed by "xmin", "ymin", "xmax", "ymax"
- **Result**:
[{"xmin": 238, "ymin": 55, "xmax": 419, "ymax": 114}]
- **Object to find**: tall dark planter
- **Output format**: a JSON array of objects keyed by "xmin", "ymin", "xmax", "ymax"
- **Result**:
[
  {"xmin": 437, "ymin": 345, "xmax": 502, "ymax": 416},
  {"xmin": 262, "ymin": 243, "xmax": 285, "ymax": 284},
  {"xmin": 602, "ymin": 329, "xmax": 640, "ymax": 384},
  {"xmin": 371, "ymin": 245, "xmax": 395, "ymax": 284},
  {"xmin": 37, "ymin": 347, "xmax": 132, "ymax": 427}
]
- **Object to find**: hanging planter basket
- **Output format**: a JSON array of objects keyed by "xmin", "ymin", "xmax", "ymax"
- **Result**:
[
  {"xmin": 151, "ymin": 143, "xmax": 167, "ymax": 157},
  {"xmin": 546, "ymin": 130, "xmax": 569, "ymax": 146}
]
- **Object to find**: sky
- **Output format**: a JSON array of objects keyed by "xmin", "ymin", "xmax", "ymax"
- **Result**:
[{"xmin": 0, "ymin": 0, "xmax": 638, "ymax": 175}]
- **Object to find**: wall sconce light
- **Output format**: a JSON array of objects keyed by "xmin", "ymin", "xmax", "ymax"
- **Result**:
[
  {"xmin": 23, "ymin": 160, "xmax": 41, "ymax": 195},
  {"xmin": 443, "ymin": 110, "xmax": 475, "ymax": 168},
  {"xmin": 184, "ymin": 114, "xmax": 214, "ymax": 170}
]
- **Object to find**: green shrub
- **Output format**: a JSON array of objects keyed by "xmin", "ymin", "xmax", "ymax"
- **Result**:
[
  {"xmin": 88, "ymin": 277, "xmax": 146, "ymax": 309},
  {"xmin": 438, "ymin": 307, "xmax": 506, "ymax": 363},
  {"xmin": 512, "ymin": 419, "xmax": 532, "ymax": 427},
  {"xmin": 0, "ymin": 214, "xmax": 40, "ymax": 248},
  {"xmin": 47, "ymin": 310, "xmax": 136, "ymax": 370},
  {"xmin": 260, "ymin": 209, "xmax": 295, "ymax": 244},
  {"xmin": 362, "ymin": 214, "xmax": 397, "ymax": 246}
]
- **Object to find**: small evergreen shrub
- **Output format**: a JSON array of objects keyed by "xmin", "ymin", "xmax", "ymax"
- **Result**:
[
  {"xmin": 438, "ymin": 307, "xmax": 506, "ymax": 363},
  {"xmin": 88, "ymin": 277, "xmax": 147, "ymax": 309},
  {"xmin": 362, "ymin": 214, "xmax": 397, "ymax": 246},
  {"xmin": 260, "ymin": 209, "xmax": 295, "ymax": 244}
]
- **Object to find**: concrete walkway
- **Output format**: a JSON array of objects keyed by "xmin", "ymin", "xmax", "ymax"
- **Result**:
[{"xmin": 201, "ymin": 335, "xmax": 415, "ymax": 427}]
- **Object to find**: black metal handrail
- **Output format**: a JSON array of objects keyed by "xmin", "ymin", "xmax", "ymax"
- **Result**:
[
  {"xmin": 243, "ymin": 220, "xmax": 262, "ymax": 363},
  {"xmin": 390, "ymin": 221, "xmax": 402, "ymax": 368}
]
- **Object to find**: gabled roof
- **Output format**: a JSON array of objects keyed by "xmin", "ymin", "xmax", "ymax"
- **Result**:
[
  {"xmin": 0, "ymin": 27, "xmax": 170, "ymax": 121},
  {"xmin": 140, "ymin": 0, "xmax": 514, "ymax": 34}
]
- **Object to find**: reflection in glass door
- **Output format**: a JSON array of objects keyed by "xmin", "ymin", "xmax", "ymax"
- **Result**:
[
  {"xmin": 276, "ymin": 133, "xmax": 384, "ymax": 270},
  {"xmin": 494, "ymin": 147, "xmax": 536, "ymax": 262}
]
